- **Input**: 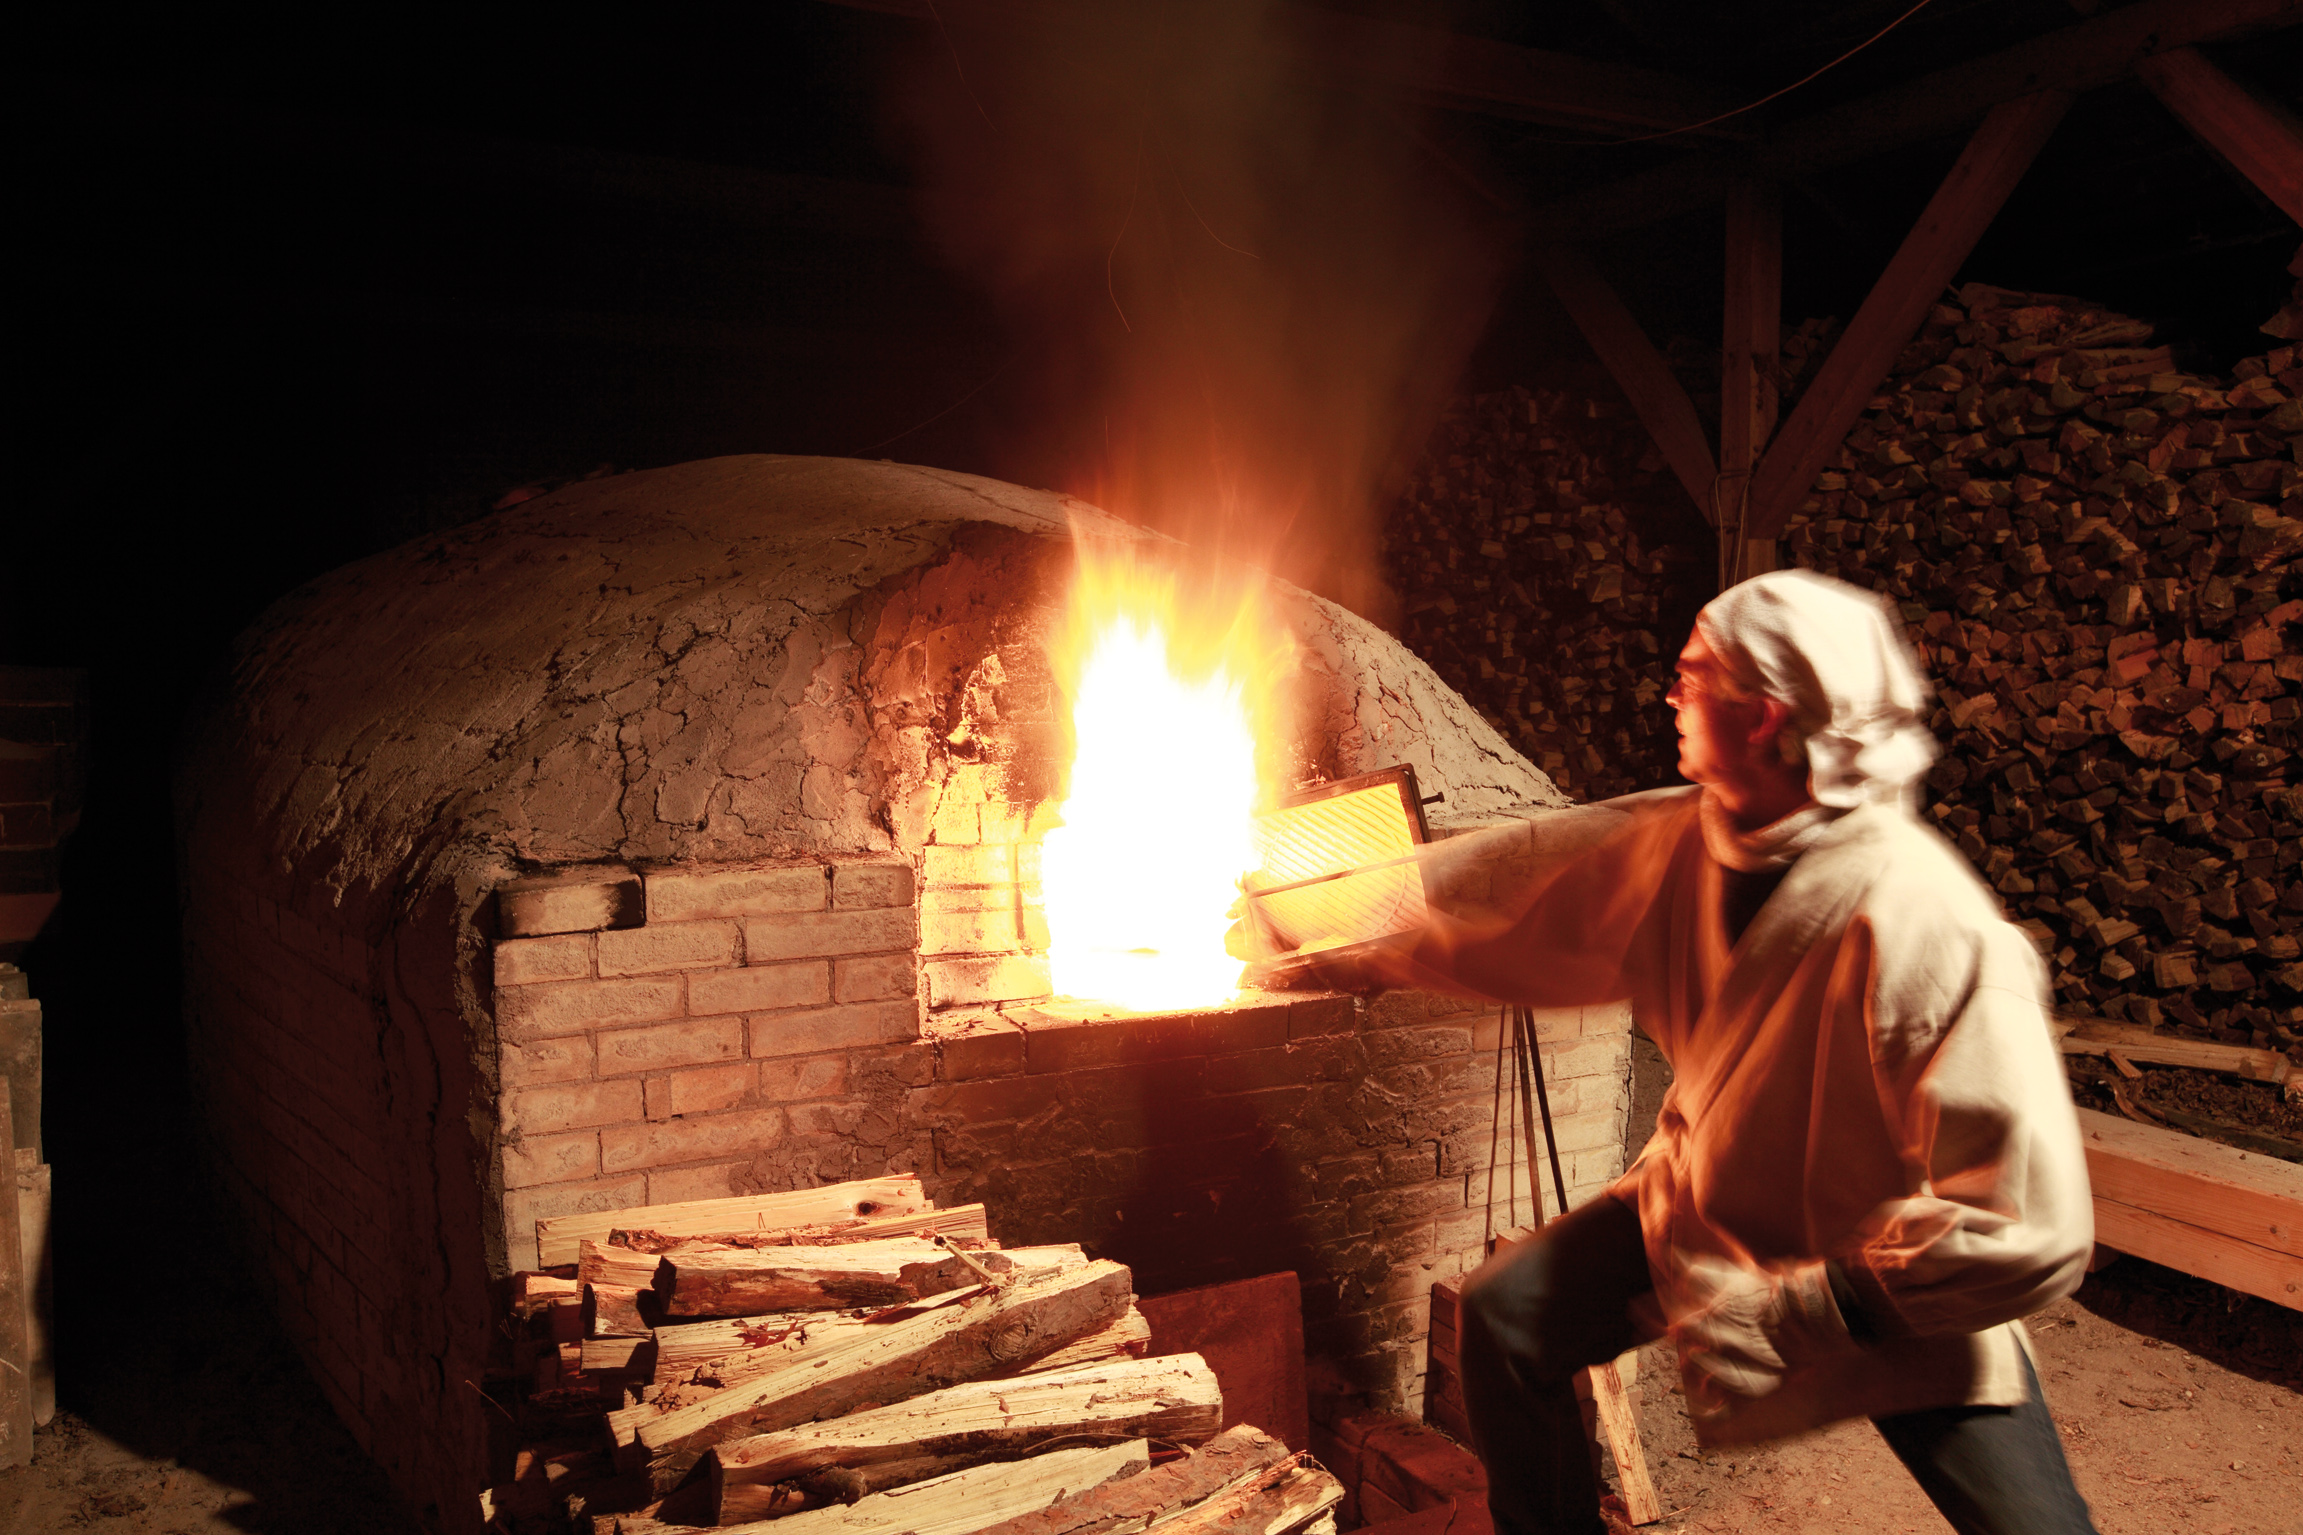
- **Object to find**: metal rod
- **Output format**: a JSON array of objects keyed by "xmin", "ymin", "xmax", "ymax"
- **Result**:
[
  {"xmin": 1520, "ymin": 1005, "xmax": 1572, "ymax": 1216},
  {"xmin": 1511, "ymin": 1008, "xmax": 1546, "ymax": 1223},
  {"xmin": 1483, "ymin": 1003, "xmax": 1509, "ymax": 1250}
]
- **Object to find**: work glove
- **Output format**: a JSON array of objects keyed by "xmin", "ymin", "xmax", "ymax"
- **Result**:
[{"xmin": 1668, "ymin": 1255, "xmax": 1854, "ymax": 1416}]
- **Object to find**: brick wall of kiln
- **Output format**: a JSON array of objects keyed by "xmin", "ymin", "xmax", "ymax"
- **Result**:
[
  {"xmin": 488, "ymin": 857, "xmax": 1632, "ymax": 1416},
  {"xmin": 179, "ymin": 867, "xmax": 491, "ymax": 1528}
]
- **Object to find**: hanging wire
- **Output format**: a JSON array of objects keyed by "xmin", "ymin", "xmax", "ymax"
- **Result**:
[{"xmin": 1519, "ymin": 0, "xmax": 1942, "ymax": 149}]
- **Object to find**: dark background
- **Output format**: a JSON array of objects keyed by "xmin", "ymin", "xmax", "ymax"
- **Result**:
[{"xmin": 5, "ymin": 2, "xmax": 2298, "ymax": 1516}]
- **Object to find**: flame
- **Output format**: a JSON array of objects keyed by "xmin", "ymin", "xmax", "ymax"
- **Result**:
[{"xmin": 1040, "ymin": 547, "xmax": 1284, "ymax": 1012}]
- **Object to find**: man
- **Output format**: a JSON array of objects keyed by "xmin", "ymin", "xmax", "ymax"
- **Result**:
[{"xmin": 1355, "ymin": 571, "xmax": 2098, "ymax": 1535}]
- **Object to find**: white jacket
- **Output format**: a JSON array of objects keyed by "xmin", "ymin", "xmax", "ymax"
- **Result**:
[{"xmin": 1423, "ymin": 787, "xmax": 2094, "ymax": 1443}]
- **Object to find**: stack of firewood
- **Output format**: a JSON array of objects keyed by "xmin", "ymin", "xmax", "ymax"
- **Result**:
[
  {"xmin": 1777, "ymin": 285, "xmax": 2303, "ymax": 1051},
  {"xmin": 1383, "ymin": 385, "xmax": 1701, "ymax": 801},
  {"xmin": 486, "ymin": 1177, "xmax": 1340, "ymax": 1535}
]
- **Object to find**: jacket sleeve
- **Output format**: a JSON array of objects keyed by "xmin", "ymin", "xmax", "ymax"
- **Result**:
[
  {"xmin": 1394, "ymin": 794, "xmax": 1689, "ymax": 1011},
  {"xmin": 1840, "ymin": 915, "xmax": 2095, "ymax": 1337}
]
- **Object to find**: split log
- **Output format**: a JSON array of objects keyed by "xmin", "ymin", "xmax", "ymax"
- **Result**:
[
  {"xmin": 588, "ymin": 1284, "xmax": 657, "ymax": 1338},
  {"xmin": 537, "ymin": 1176, "xmax": 934, "ymax": 1268},
  {"xmin": 580, "ymin": 1241, "xmax": 670, "ymax": 1292},
  {"xmin": 1139, "ymin": 1462, "xmax": 1341, "ymax": 1535},
  {"xmin": 631, "ymin": 1260, "xmax": 1135, "ymax": 1491},
  {"xmin": 661, "ymin": 1238, "xmax": 984, "ymax": 1318},
  {"xmin": 515, "ymin": 1272, "xmax": 582, "ymax": 1319},
  {"xmin": 1013, "ymin": 1306, "xmax": 1151, "ymax": 1375},
  {"xmin": 712, "ymin": 1439, "xmax": 1146, "ymax": 1535},
  {"xmin": 582, "ymin": 1336, "xmax": 657, "ymax": 1378},
  {"xmin": 704, "ymin": 1354, "xmax": 1224, "ymax": 1522},
  {"xmin": 966, "ymin": 1425, "xmax": 1301, "ymax": 1535},
  {"xmin": 611, "ymin": 1204, "xmax": 993, "ymax": 1254},
  {"xmin": 2058, "ymin": 1016, "xmax": 2293, "ymax": 1087}
]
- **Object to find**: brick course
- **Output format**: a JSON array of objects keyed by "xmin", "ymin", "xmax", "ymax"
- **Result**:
[
  {"xmin": 596, "ymin": 919, "xmax": 740, "ymax": 976},
  {"xmin": 744, "ymin": 907, "xmax": 914, "ymax": 962},
  {"xmin": 646, "ymin": 864, "xmax": 826, "ymax": 922}
]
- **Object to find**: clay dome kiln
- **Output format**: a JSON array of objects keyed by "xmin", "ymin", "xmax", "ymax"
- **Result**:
[{"xmin": 175, "ymin": 455, "xmax": 1638, "ymax": 1528}]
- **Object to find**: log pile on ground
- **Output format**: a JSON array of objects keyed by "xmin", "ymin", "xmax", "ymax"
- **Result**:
[
  {"xmin": 1776, "ymin": 282, "xmax": 2303, "ymax": 1069},
  {"xmin": 483, "ymin": 1176, "xmax": 1340, "ymax": 1535}
]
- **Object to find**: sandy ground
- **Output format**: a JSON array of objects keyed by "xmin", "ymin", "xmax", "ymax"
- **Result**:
[{"xmin": 1621, "ymin": 1260, "xmax": 2302, "ymax": 1535}]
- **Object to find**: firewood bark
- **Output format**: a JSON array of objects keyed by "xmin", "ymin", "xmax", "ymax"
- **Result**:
[
  {"xmin": 703, "ymin": 1354, "xmax": 1223, "ymax": 1521},
  {"xmin": 661, "ymin": 1238, "xmax": 983, "ymax": 1318},
  {"xmin": 537, "ymin": 1177, "xmax": 934, "ymax": 1268},
  {"xmin": 631, "ymin": 1261, "xmax": 1135, "ymax": 1490},
  {"xmin": 713, "ymin": 1439, "xmax": 1146, "ymax": 1535},
  {"xmin": 965, "ymin": 1425, "xmax": 1297, "ymax": 1535}
]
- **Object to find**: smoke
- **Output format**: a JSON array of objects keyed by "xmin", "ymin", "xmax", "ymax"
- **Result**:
[{"xmin": 887, "ymin": 0, "xmax": 1508, "ymax": 623}]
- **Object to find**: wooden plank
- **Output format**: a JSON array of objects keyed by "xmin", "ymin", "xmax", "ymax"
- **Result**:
[
  {"xmin": 1534, "ymin": 243, "xmax": 1718, "ymax": 520},
  {"xmin": 536, "ymin": 1176, "xmax": 931, "ymax": 1268},
  {"xmin": 708, "ymin": 1354, "xmax": 1223, "ymax": 1520},
  {"xmin": 634, "ymin": 1260, "xmax": 1136, "ymax": 1489},
  {"xmin": 2136, "ymin": 47, "xmax": 2303, "ymax": 226},
  {"xmin": 2076, "ymin": 1107, "xmax": 2303, "ymax": 1259},
  {"xmin": 2059, "ymin": 1020, "xmax": 2290, "ymax": 1085},
  {"xmin": 0, "ymin": 1083, "xmax": 27, "ymax": 1469},
  {"xmin": 2090, "ymin": 1197, "xmax": 2303, "ymax": 1310},
  {"xmin": 1746, "ymin": 91, "xmax": 2073, "ymax": 541},
  {"xmin": 719, "ymin": 1440, "xmax": 1149, "ymax": 1535},
  {"xmin": 1538, "ymin": 0, "xmax": 2301, "ymax": 237},
  {"xmin": 1138, "ymin": 1271, "xmax": 1308, "ymax": 1452},
  {"xmin": 1586, "ymin": 1360, "xmax": 1659, "ymax": 1525},
  {"xmin": 1720, "ymin": 177, "xmax": 1783, "ymax": 583}
]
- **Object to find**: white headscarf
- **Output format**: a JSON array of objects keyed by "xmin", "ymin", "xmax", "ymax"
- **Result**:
[{"xmin": 1696, "ymin": 570, "xmax": 1936, "ymax": 812}]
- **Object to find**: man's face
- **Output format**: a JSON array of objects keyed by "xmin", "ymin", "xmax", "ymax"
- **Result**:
[{"xmin": 1668, "ymin": 629, "xmax": 1762, "ymax": 785}]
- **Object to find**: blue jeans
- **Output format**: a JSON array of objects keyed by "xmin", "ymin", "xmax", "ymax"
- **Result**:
[{"xmin": 1457, "ymin": 1193, "xmax": 2098, "ymax": 1535}]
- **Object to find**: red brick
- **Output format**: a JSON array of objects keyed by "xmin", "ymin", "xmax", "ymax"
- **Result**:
[
  {"xmin": 498, "ymin": 977, "xmax": 681, "ymax": 1041},
  {"xmin": 743, "ymin": 907, "xmax": 915, "ymax": 962},
  {"xmin": 748, "ymin": 1000, "xmax": 916, "ymax": 1057},
  {"xmin": 501, "ymin": 1129, "xmax": 601, "ymax": 1190},
  {"xmin": 1287, "ymin": 994, "xmax": 1357, "ymax": 1039},
  {"xmin": 925, "ymin": 954, "xmax": 1047, "ymax": 1007},
  {"xmin": 500, "ymin": 1035, "xmax": 596, "ymax": 1089},
  {"xmin": 835, "ymin": 953, "xmax": 916, "ymax": 1003},
  {"xmin": 758, "ymin": 1054, "xmax": 847, "ymax": 1101},
  {"xmin": 596, "ymin": 919, "xmax": 739, "ymax": 976},
  {"xmin": 595, "ymin": 1016, "xmax": 746, "ymax": 1075},
  {"xmin": 645, "ymin": 1161, "xmax": 744, "ymax": 1205},
  {"xmin": 600, "ymin": 1107, "xmax": 785, "ymax": 1173},
  {"xmin": 922, "ymin": 843, "xmax": 1039, "ymax": 887},
  {"xmin": 832, "ymin": 860, "xmax": 915, "ymax": 909},
  {"xmin": 647, "ymin": 864, "xmax": 825, "ymax": 922},
  {"xmin": 507, "ymin": 1079, "xmax": 644, "ymax": 1137},
  {"xmin": 493, "ymin": 933, "xmax": 592, "ymax": 987},
  {"xmin": 689, "ymin": 961, "xmax": 829, "ymax": 1016},
  {"xmin": 657, "ymin": 1061, "xmax": 757, "ymax": 1117},
  {"xmin": 928, "ymin": 1014, "xmax": 1025, "ymax": 1080}
]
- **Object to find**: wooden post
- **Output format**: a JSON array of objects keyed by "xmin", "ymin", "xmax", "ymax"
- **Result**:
[
  {"xmin": 1720, "ymin": 178, "xmax": 1782, "ymax": 586},
  {"xmin": 1535, "ymin": 243, "xmax": 1719, "ymax": 522},
  {"xmin": 0, "ymin": 1080, "xmax": 31, "ymax": 1469},
  {"xmin": 2136, "ymin": 46, "xmax": 2303, "ymax": 226},
  {"xmin": 1745, "ymin": 90, "xmax": 2073, "ymax": 543}
]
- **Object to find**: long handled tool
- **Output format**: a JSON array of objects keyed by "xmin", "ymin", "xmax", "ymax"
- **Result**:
[{"xmin": 1483, "ymin": 1004, "xmax": 1662, "ymax": 1526}]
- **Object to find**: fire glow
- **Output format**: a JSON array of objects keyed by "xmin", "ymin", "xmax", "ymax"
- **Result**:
[{"xmin": 1039, "ymin": 551, "xmax": 1282, "ymax": 1012}]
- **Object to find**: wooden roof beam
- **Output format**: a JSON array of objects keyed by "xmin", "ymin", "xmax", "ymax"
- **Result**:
[
  {"xmin": 1745, "ymin": 91, "xmax": 2074, "ymax": 543},
  {"xmin": 1721, "ymin": 178, "xmax": 1783, "ymax": 583},
  {"xmin": 1534, "ymin": 245, "xmax": 1718, "ymax": 522},
  {"xmin": 815, "ymin": 0, "xmax": 1742, "ymax": 138},
  {"xmin": 1541, "ymin": 0, "xmax": 2302, "ymax": 237},
  {"xmin": 2135, "ymin": 47, "xmax": 2303, "ymax": 226}
]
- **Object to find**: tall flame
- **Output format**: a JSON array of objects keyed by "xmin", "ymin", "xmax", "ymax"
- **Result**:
[{"xmin": 1040, "ymin": 547, "xmax": 1282, "ymax": 1012}]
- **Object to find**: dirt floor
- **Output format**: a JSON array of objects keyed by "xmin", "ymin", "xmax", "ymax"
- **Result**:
[
  {"xmin": 0, "ymin": 1213, "xmax": 2293, "ymax": 1535},
  {"xmin": 1620, "ymin": 1258, "xmax": 2303, "ymax": 1535}
]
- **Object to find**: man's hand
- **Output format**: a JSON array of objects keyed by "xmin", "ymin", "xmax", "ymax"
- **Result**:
[{"xmin": 1669, "ymin": 1255, "xmax": 1853, "ymax": 1410}]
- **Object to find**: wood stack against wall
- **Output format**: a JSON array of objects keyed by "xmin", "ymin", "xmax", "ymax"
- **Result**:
[
  {"xmin": 1776, "ymin": 283, "xmax": 2303, "ymax": 1062},
  {"xmin": 484, "ymin": 1175, "xmax": 1343, "ymax": 1535}
]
